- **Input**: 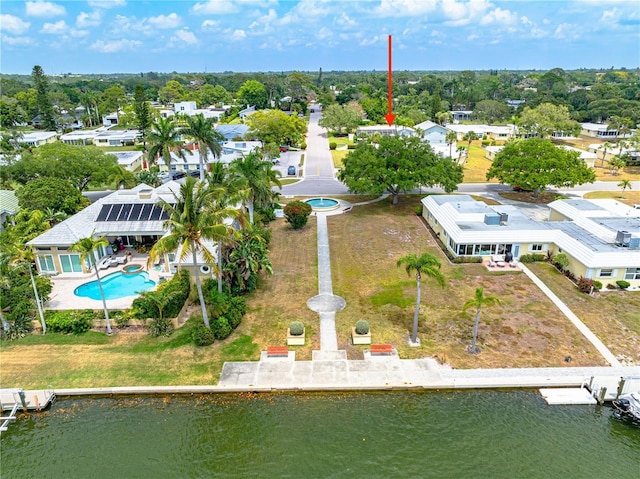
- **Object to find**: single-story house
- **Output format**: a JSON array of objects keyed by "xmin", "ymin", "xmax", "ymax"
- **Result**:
[
  {"xmin": 27, "ymin": 183, "xmax": 181, "ymax": 275},
  {"xmin": 102, "ymin": 112, "xmax": 119, "ymax": 127},
  {"xmin": 485, "ymin": 145, "xmax": 503, "ymax": 161},
  {"xmin": 19, "ymin": 131, "xmax": 58, "ymax": 147},
  {"xmin": 451, "ymin": 110, "xmax": 472, "ymax": 122},
  {"xmin": 111, "ymin": 151, "xmax": 145, "ymax": 172},
  {"xmin": 484, "ymin": 145, "xmax": 597, "ymax": 166},
  {"xmin": 355, "ymin": 125, "xmax": 416, "ymax": 137},
  {"xmin": 239, "ymin": 106, "xmax": 256, "ymax": 119},
  {"xmin": 158, "ymin": 140, "xmax": 263, "ymax": 174},
  {"xmin": 215, "ymin": 124, "xmax": 249, "ymax": 141},
  {"xmin": 447, "ymin": 124, "xmax": 515, "ymax": 141},
  {"xmin": 422, "ymin": 195, "xmax": 640, "ymax": 288},
  {"xmin": 414, "ymin": 121, "xmax": 449, "ymax": 145},
  {"xmin": 60, "ymin": 130, "xmax": 100, "ymax": 146},
  {"xmin": 93, "ymin": 130, "xmax": 140, "ymax": 147},
  {"xmin": 0, "ymin": 190, "xmax": 19, "ymax": 231},
  {"xmin": 580, "ymin": 123, "xmax": 623, "ymax": 138},
  {"xmin": 506, "ymin": 100, "xmax": 526, "ymax": 109}
]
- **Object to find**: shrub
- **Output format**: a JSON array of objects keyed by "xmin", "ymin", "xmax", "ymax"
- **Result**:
[
  {"xmin": 289, "ymin": 321, "xmax": 304, "ymax": 335},
  {"xmin": 132, "ymin": 270, "xmax": 190, "ymax": 319},
  {"xmin": 212, "ymin": 317, "xmax": 232, "ymax": 340},
  {"xmin": 300, "ymin": 142, "xmax": 307, "ymax": 150},
  {"xmin": 347, "ymin": 144, "xmax": 356, "ymax": 149},
  {"xmin": 606, "ymin": 283, "xmax": 617, "ymax": 290},
  {"xmin": 414, "ymin": 205, "xmax": 423, "ymax": 216},
  {"xmin": 577, "ymin": 276, "xmax": 596, "ymax": 294},
  {"xmin": 192, "ymin": 325, "xmax": 215, "ymax": 346},
  {"xmin": 355, "ymin": 320, "xmax": 369, "ymax": 335},
  {"xmin": 147, "ymin": 317, "xmax": 174, "ymax": 337},
  {"xmin": 593, "ymin": 280, "xmax": 602, "ymax": 291},
  {"xmin": 283, "ymin": 200, "xmax": 313, "ymax": 230},
  {"xmin": 329, "ymin": 142, "xmax": 337, "ymax": 150},
  {"xmin": 452, "ymin": 256, "xmax": 483, "ymax": 264},
  {"xmin": 616, "ymin": 280, "xmax": 631, "ymax": 289},
  {"xmin": 227, "ymin": 296, "xmax": 247, "ymax": 329},
  {"xmin": 519, "ymin": 253, "xmax": 546, "ymax": 263},
  {"xmin": 481, "ymin": 140, "xmax": 490, "ymax": 146},
  {"xmin": 45, "ymin": 310, "xmax": 94, "ymax": 334}
]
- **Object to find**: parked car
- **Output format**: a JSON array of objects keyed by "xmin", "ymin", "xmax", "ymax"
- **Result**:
[
  {"xmin": 171, "ymin": 171, "xmax": 186, "ymax": 180},
  {"xmin": 188, "ymin": 170, "xmax": 200, "ymax": 177},
  {"xmin": 287, "ymin": 166, "xmax": 296, "ymax": 176},
  {"xmin": 280, "ymin": 146, "xmax": 289, "ymax": 152}
]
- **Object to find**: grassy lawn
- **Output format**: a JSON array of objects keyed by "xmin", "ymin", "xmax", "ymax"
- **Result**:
[
  {"xmin": 584, "ymin": 190, "xmax": 640, "ymax": 206},
  {"xmin": 3, "ymin": 195, "xmax": 638, "ymax": 388},
  {"xmin": 593, "ymin": 164, "xmax": 640, "ymax": 182},
  {"xmin": 331, "ymin": 149, "xmax": 349, "ymax": 169},
  {"xmin": 462, "ymin": 143, "xmax": 499, "ymax": 183}
]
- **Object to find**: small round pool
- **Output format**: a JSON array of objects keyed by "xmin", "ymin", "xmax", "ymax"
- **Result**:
[
  {"xmin": 122, "ymin": 264, "xmax": 144, "ymax": 274},
  {"xmin": 74, "ymin": 271, "xmax": 156, "ymax": 301},
  {"xmin": 304, "ymin": 197, "xmax": 340, "ymax": 211}
]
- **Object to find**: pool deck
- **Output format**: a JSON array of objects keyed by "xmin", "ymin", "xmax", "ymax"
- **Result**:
[{"xmin": 45, "ymin": 250, "xmax": 165, "ymax": 311}]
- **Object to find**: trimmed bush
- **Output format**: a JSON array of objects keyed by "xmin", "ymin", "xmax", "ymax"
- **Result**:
[
  {"xmin": 227, "ymin": 296, "xmax": 247, "ymax": 329},
  {"xmin": 300, "ymin": 142, "xmax": 307, "ymax": 150},
  {"xmin": 593, "ymin": 280, "xmax": 602, "ymax": 291},
  {"xmin": 606, "ymin": 283, "xmax": 617, "ymax": 290},
  {"xmin": 192, "ymin": 325, "xmax": 215, "ymax": 346},
  {"xmin": 414, "ymin": 205, "xmax": 423, "ymax": 216},
  {"xmin": 355, "ymin": 320, "xmax": 370, "ymax": 335},
  {"xmin": 45, "ymin": 310, "xmax": 93, "ymax": 334},
  {"xmin": 347, "ymin": 144, "xmax": 356, "ymax": 149},
  {"xmin": 452, "ymin": 256, "xmax": 483, "ymax": 264},
  {"xmin": 329, "ymin": 142, "xmax": 337, "ymax": 150},
  {"xmin": 519, "ymin": 253, "xmax": 546, "ymax": 263},
  {"xmin": 283, "ymin": 200, "xmax": 313, "ymax": 230},
  {"xmin": 616, "ymin": 280, "xmax": 631, "ymax": 289},
  {"xmin": 212, "ymin": 317, "xmax": 232, "ymax": 340},
  {"xmin": 289, "ymin": 321, "xmax": 304, "ymax": 336},
  {"xmin": 148, "ymin": 317, "xmax": 174, "ymax": 337}
]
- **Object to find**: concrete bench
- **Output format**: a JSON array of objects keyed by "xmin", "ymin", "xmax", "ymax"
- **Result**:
[
  {"xmin": 266, "ymin": 346, "xmax": 289, "ymax": 358},
  {"xmin": 370, "ymin": 344, "xmax": 394, "ymax": 356}
]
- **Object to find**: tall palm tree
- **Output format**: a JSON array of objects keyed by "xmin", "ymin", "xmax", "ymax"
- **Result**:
[
  {"xmin": 396, "ymin": 253, "xmax": 445, "ymax": 344},
  {"xmin": 600, "ymin": 141, "xmax": 615, "ymax": 167},
  {"xmin": 8, "ymin": 245, "xmax": 47, "ymax": 333},
  {"xmin": 445, "ymin": 130, "xmax": 457, "ymax": 159},
  {"xmin": 229, "ymin": 151, "xmax": 282, "ymax": 225},
  {"xmin": 71, "ymin": 236, "xmax": 112, "ymax": 334},
  {"xmin": 462, "ymin": 287, "xmax": 502, "ymax": 354},
  {"xmin": 147, "ymin": 116, "xmax": 188, "ymax": 170},
  {"xmin": 179, "ymin": 114, "xmax": 223, "ymax": 182},
  {"xmin": 618, "ymin": 179, "xmax": 632, "ymax": 198},
  {"xmin": 148, "ymin": 177, "xmax": 236, "ymax": 328}
]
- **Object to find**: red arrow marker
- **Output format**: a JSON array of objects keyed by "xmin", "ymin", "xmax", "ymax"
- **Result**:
[{"xmin": 384, "ymin": 34, "xmax": 396, "ymax": 126}]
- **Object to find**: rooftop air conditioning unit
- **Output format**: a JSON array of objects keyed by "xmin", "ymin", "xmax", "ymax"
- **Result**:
[
  {"xmin": 616, "ymin": 230, "xmax": 631, "ymax": 246},
  {"xmin": 499, "ymin": 213, "xmax": 509, "ymax": 225}
]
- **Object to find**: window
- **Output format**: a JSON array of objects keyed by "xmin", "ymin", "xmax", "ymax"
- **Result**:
[
  {"xmin": 60, "ymin": 254, "xmax": 83, "ymax": 273},
  {"xmin": 530, "ymin": 244, "xmax": 544, "ymax": 251},
  {"xmin": 625, "ymin": 268, "xmax": 640, "ymax": 280},
  {"xmin": 598, "ymin": 269, "xmax": 613, "ymax": 278},
  {"xmin": 38, "ymin": 255, "xmax": 55, "ymax": 272}
]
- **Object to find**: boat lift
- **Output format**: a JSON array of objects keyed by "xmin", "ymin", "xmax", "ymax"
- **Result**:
[
  {"xmin": 540, "ymin": 375, "xmax": 640, "ymax": 406},
  {"xmin": 0, "ymin": 388, "xmax": 56, "ymax": 434}
]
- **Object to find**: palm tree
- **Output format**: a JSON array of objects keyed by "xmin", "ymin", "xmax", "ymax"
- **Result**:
[
  {"xmin": 618, "ymin": 179, "xmax": 632, "ymax": 198},
  {"xmin": 229, "ymin": 151, "xmax": 282, "ymax": 225},
  {"xmin": 179, "ymin": 114, "xmax": 223, "ymax": 182},
  {"xmin": 147, "ymin": 116, "xmax": 187, "ymax": 170},
  {"xmin": 462, "ymin": 287, "xmax": 502, "ymax": 354},
  {"xmin": 8, "ymin": 245, "xmax": 47, "ymax": 333},
  {"xmin": 463, "ymin": 131, "xmax": 478, "ymax": 151},
  {"xmin": 70, "ymin": 236, "xmax": 113, "ymax": 334},
  {"xmin": 396, "ymin": 253, "xmax": 445, "ymax": 344},
  {"xmin": 445, "ymin": 130, "xmax": 457, "ymax": 159},
  {"xmin": 148, "ymin": 176, "xmax": 236, "ymax": 328},
  {"xmin": 599, "ymin": 141, "xmax": 614, "ymax": 167},
  {"xmin": 107, "ymin": 165, "xmax": 136, "ymax": 190},
  {"xmin": 609, "ymin": 157, "xmax": 626, "ymax": 176}
]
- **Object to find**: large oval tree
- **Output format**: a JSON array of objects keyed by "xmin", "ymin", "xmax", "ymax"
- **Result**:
[
  {"xmin": 338, "ymin": 135, "xmax": 463, "ymax": 205},
  {"xmin": 486, "ymin": 138, "xmax": 596, "ymax": 196}
]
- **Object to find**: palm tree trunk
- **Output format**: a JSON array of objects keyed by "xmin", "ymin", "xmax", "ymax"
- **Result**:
[
  {"xmin": 29, "ymin": 267, "xmax": 46, "ymax": 334},
  {"xmin": 217, "ymin": 240, "xmax": 223, "ymax": 294},
  {"xmin": 411, "ymin": 276, "xmax": 421, "ymax": 343},
  {"xmin": 248, "ymin": 199, "xmax": 255, "ymax": 225},
  {"xmin": 94, "ymin": 268, "xmax": 112, "ymax": 334},
  {"xmin": 192, "ymin": 242, "xmax": 210, "ymax": 328},
  {"xmin": 199, "ymin": 147, "xmax": 206, "ymax": 182},
  {"xmin": 470, "ymin": 307, "xmax": 481, "ymax": 353}
]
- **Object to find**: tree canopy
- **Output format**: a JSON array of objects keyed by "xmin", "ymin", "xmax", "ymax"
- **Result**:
[
  {"xmin": 338, "ymin": 136, "xmax": 463, "ymax": 204},
  {"xmin": 245, "ymin": 109, "xmax": 306, "ymax": 146},
  {"xmin": 518, "ymin": 102, "xmax": 581, "ymax": 138},
  {"xmin": 237, "ymin": 80, "xmax": 268, "ymax": 109},
  {"xmin": 486, "ymin": 138, "xmax": 596, "ymax": 194},
  {"xmin": 318, "ymin": 103, "xmax": 363, "ymax": 134},
  {"xmin": 16, "ymin": 177, "xmax": 87, "ymax": 214}
]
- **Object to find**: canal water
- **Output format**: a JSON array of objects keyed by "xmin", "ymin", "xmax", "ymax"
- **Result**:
[{"xmin": 1, "ymin": 390, "xmax": 638, "ymax": 478}]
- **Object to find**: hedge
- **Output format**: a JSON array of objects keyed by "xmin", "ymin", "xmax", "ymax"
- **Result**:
[{"xmin": 132, "ymin": 270, "xmax": 190, "ymax": 320}]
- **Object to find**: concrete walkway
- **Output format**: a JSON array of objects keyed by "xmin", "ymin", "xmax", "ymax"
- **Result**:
[{"xmin": 519, "ymin": 264, "xmax": 621, "ymax": 367}]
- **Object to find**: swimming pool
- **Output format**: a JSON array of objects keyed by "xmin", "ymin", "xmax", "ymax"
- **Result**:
[{"xmin": 74, "ymin": 271, "xmax": 156, "ymax": 300}]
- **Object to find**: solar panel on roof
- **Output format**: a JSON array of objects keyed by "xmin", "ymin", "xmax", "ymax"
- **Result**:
[
  {"xmin": 140, "ymin": 204, "xmax": 153, "ymax": 221},
  {"xmin": 118, "ymin": 204, "xmax": 133, "ymax": 221},
  {"xmin": 149, "ymin": 205, "xmax": 163, "ymax": 221},
  {"xmin": 96, "ymin": 204, "xmax": 112, "ymax": 222},
  {"xmin": 130, "ymin": 204, "xmax": 143, "ymax": 221},
  {"xmin": 107, "ymin": 204, "xmax": 123, "ymax": 221}
]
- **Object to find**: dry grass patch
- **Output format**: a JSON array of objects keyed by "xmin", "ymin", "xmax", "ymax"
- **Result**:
[
  {"xmin": 584, "ymin": 190, "xmax": 640, "ymax": 207},
  {"xmin": 462, "ymin": 143, "xmax": 499, "ymax": 183}
]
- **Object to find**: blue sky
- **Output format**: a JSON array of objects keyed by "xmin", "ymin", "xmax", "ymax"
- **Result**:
[{"xmin": 1, "ymin": 0, "xmax": 639, "ymax": 74}]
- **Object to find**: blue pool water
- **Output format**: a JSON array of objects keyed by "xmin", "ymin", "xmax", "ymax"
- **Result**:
[{"xmin": 74, "ymin": 271, "xmax": 156, "ymax": 300}]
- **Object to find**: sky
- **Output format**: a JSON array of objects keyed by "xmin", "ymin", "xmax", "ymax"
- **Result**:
[{"xmin": 1, "ymin": 0, "xmax": 639, "ymax": 74}]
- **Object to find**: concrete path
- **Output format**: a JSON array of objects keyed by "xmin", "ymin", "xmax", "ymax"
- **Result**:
[{"xmin": 519, "ymin": 264, "xmax": 621, "ymax": 367}]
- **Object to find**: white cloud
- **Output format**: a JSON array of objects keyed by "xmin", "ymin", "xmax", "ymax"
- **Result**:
[
  {"xmin": 520, "ymin": 16, "xmax": 533, "ymax": 26},
  {"xmin": 373, "ymin": 0, "xmax": 437, "ymax": 17},
  {"xmin": 553, "ymin": 23, "xmax": 578, "ymax": 39},
  {"xmin": 248, "ymin": 9, "xmax": 277, "ymax": 34},
  {"xmin": 192, "ymin": 0, "xmax": 239, "ymax": 15},
  {"xmin": 0, "ymin": 14, "xmax": 31, "ymax": 34},
  {"xmin": 25, "ymin": 1, "xmax": 66, "ymax": 18},
  {"xmin": 600, "ymin": 8, "xmax": 619, "ymax": 25},
  {"xmin": 359, "ymin": 35, "xmax": 384, "ymax": 46},
  {"xmin": 480, "ymin": 7, "xmax": 518, "ymax": 26},
  {"xmin": 317, "ymin": 26, "xmax": 332, "ymax": 39},
  {"xmin": 90, "ymin": 38, "xmax": 142, "ymax": 53},
  {"xmin": 1, "ymin": 34, "xmax": 36, "ymax": 46},
  {"xmin": 336, "ymin": 12, "xmax": 356, "ymax": 27},
  {"xmin": 70, "ymin": 29, "xmax": 89, "ymax": 38},
  {"xmin": 41, "ymin": 20, "xmax": 67, "ymax": 34},
  {"xmin": 201, "ymin": 20, "xmax": 220, "ymax": 31},
  {"xmin": 87, "ymin": 0, "xmax": 126, "ymax": 8},
  {"xmin": 170, "ymin": 28, "xmax": 198, "ymax": 45},
  {"xmin": 76, "ymin": 11, "xmax": 101, "ymax": 28},
  {"xmin": 148, "ymin": 13, "xmax": 181, "ymax": 29},
  {"xmin": 467, "ymin": 33, "xmax": 479, "ymax": 41},
  {"xmin": 231, "ymin": 29, "xmax": 247, "ymax": 40}
]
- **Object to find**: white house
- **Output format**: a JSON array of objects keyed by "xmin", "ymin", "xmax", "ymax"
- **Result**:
[
  {"xmin": 581, "ymin": 123, "xmax": 623, "ymax": 138},
  {"xmin": 447, "ymin": 124, "xmax": 515, "ymax": 141},
  {"xmin": 19, "ymin": 131, "xmax": 58, "ymax": 147},
  {"xmin": 451, "ymin": 110, "xmax": 473, "ymax": 122},
  {"xmin": 414, "ymin": 121, "xmax": 449, "ymax": 145},
  {"xmin": 93, "ymin": 130, "xmax": 140, "ymax": 147},
  {"xmin": 111, "ymin": 151, "xmax": 145, "ymax": 172},
  {"xmin": 102, "ymin": 112, "xmax": 119, "ymax": 127},
  {"xmin": 60, "ymin": 130, "xmax": 100, "ymax": 146},
  {"xmin": 355, "ymin": 125, "xmax": 416, "ymax": 137}
]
